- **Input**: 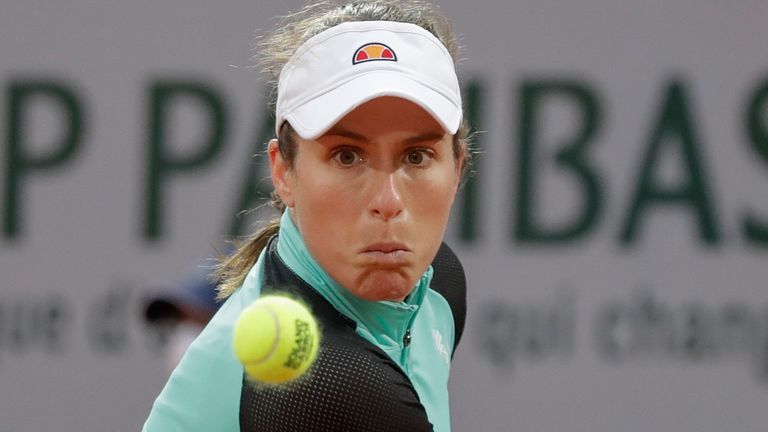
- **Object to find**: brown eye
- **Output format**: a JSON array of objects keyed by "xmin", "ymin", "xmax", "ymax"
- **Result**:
[
  {"xmin": 333, "ymin": 149, "xmax": 362, "ymax": 166},
  {"xmin": 405, "ymin": 150, "xmax": 432, "ymax": 166}
]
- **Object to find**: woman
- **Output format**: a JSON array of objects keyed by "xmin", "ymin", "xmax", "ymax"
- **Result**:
[{"xmin": 144, "ymin": 1, "xmax": 470, "ymax": 430}]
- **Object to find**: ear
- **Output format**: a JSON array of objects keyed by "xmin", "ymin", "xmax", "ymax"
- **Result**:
[{"xmin": 268, "ymin": 139, "xmax": 295, "ymax": 207}]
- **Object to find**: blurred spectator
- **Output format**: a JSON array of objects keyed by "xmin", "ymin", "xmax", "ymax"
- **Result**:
[{"xmin": 143, "ymin": 268, "xmax": 220, "ymax": 372}]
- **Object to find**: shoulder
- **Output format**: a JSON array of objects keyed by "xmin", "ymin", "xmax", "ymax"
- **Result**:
[
  {"xmin": 429, "ymin": 242, "xmax": 467, "ymax": 352},
  {"xmin": 430, "ymin": 242, "xmax": 466, "ymax": 298},
  {"xmin": 144, "ymin": 289, "xmax": 258, "ymax": 431}
]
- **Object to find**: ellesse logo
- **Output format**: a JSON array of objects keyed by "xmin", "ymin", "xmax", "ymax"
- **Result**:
[{"xmin": 352, "ymin": 42, "xmax": 397, "ymax": 65}]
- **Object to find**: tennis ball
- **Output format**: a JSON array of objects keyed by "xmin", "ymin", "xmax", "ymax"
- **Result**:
[{"xmin": 232, "ymin": 295, "xmax": 320, "ymax": 384}]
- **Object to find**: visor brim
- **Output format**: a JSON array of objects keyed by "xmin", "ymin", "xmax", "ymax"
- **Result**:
[{"xmin": 280, "ymin": 70, "xmax": 462, "ymax": 140}]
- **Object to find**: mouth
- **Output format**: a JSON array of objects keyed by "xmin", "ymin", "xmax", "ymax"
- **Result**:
[{"xmin": 360, "ymin": 242, "xmax": 411, "ymax": 264}]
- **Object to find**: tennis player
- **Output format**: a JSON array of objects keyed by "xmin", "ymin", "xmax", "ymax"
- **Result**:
[{"xmin": 143, "ymin": 1, "xmax": 470, "ymax": 430}]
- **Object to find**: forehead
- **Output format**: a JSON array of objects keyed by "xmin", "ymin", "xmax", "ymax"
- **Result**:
[{"xmin": 322, "ymin": 96, "xmax": 448, "ymax": 140}]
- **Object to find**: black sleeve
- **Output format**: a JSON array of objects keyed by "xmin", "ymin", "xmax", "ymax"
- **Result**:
[
  {"xmin": 429, "ymin": 242, "xmax": 467, "ymax": 356},
  {"xmin": 240, "ymin": 334, "xmax": 433, "ymax": 432}
]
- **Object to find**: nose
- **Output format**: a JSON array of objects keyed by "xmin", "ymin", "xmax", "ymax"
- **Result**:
[{"xmin": 369, "ymin": 172, "xmax": 404, "ymax": 221}]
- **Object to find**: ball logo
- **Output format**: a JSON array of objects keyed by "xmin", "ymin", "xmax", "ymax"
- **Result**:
[
  {"xmin": 352, "ymin": 42, "xmax": 397, "ymax": 65},
  {"xmin": 283, "ymin": 318, "xmax": 315, "ymax": 369}
]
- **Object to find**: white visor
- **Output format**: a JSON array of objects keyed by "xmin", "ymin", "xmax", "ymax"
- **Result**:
[{"xmin": 275, "ymin": 21, "xmax": 462, "ymax": 139}]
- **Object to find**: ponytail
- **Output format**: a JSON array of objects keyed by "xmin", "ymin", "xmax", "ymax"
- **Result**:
[{"xmin": 214, "ymin": 193, "xmax": 286, "ymax": 300}]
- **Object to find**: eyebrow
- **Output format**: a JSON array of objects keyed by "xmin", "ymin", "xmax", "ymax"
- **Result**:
[{"xmin": 323, "ymin": 128, "xmax": 446, "ymax": 145}]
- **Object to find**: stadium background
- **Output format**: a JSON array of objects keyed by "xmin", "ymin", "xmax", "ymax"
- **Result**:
[{"xmin": 2, "ymin": 0, "xmax": 768, "ymax": 430}]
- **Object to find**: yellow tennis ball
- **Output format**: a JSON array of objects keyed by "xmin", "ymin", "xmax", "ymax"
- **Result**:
[{"xmin": 232, "ymin": 295, "xmax": 320, "ymax": 384}]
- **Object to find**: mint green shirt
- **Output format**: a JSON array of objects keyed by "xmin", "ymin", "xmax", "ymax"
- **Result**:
[{"xmin": 143, "ymin": 212, "xmax": 455, "ymax": 431}]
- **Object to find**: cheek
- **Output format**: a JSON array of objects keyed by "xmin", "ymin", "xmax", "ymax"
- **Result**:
[
  {"xmin": 408, "ymin": 167, "xmax": 459, "ymax": 220},
  {"xmin": 294, "ymin": 175, "xmax": 363, "ymax": 230},
  {"xmin": 401, "ymin": 167, "xmax": 459, "ymax": 262},
  {"xmin": 290, "ymin": 172, "xmax": 363, "ymax": 268}
]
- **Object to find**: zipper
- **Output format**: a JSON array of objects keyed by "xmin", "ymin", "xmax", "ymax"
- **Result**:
[{"xmin": 400, "ymin": 304, "xmax": 419, "ymax": 373}]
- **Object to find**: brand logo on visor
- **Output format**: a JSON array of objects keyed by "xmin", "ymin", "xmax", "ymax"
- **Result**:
[{"xmin": 352, "ymin": 42, "xmax": 397, "ymax": 65}]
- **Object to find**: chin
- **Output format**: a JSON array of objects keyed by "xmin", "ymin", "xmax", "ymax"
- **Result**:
[{"xmin": 353, "ymin": 270, "xmax": 414, "ymax": 302}]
